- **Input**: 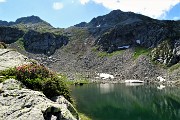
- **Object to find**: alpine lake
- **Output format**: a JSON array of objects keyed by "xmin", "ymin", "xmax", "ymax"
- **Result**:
[{"xmin": 71, "ymin": 83, "xmax": 180, "ymax": 120}]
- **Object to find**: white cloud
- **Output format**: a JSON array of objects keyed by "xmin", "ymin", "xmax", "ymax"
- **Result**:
[
  {"xmin": 80, "ymin": 0, "xmax": 90, "ymax": 5},
  {"xmin": 173, "ymin": 16, "xmax": 180, "ymax": 20},
  {"xmin": 80, "ymin": 0, "xmax": 180, "ymax": 19},
  {"xmin": 0, "ymin": 0, "xmax": 6, "ymax": 3},
  {"xmin": 53, "ymin": 2, "xmax": 64, "ymax": 10}
]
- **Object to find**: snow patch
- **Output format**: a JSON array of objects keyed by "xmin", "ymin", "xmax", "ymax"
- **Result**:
[
  {"xmin": 118, "ymin": 45, "xmax": 130, "ymax": 49},
  {"xmin": 136, "ymin": 40, "xmax": 141, "ymax": 44},
  {"xmin": 125, "ymin": 80, "xmax": 144, "ymax": 83},
  {"xmin": 157, "ymin": 85, "xmax": 165, "ymax": 90},
  {"xmin": 96, "ymin": 25, "xmax": 101, "ymax": 27},
  {"xmin": 97, "ymin": 73, "xmax": 114, "ymax": 79},
  {"xmin": 157, "ymin": 76, "xmax": 166, "ymax": 82}
]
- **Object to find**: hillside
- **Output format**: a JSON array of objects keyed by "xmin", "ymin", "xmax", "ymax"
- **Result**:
[{"xmin": 0, "ymin": 10, "xmax": 179, "ymax": 82}]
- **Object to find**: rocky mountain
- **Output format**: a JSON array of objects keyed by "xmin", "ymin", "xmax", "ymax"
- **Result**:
[
  {"xmin": 75, "ymin": 10, "xmax": 180, "ymax": 66},
  {"xmin": 0, "ymin": 10, "xmax": 179, "ymax": 81},
  {"xmin": 76, "ymin": 10, "xmax": 179, "ymax": 51},
  {"xmin": 0, "ymin": 15, "xmax": 52, "ymax": 28}
]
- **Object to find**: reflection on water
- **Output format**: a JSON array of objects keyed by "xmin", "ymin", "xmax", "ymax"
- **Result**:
[
  {"xmin": 71, "ymin": 84, "xmax": 180, "ymax": 120},
  {"xmin": 157, "ymin": 84, "xmax": 166, "ymax": 90},
  {"xmin": 125, "ymin": 82, "xmax": 144, "ymax": 86},
  {"xmin": 99, "ymin": 83, "xmax": 114, "ymax": 94}
]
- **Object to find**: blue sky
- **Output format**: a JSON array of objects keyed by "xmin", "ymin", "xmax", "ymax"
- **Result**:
[{"xmin": 0, "ymin": 0, "xmax": 179, "ymax": 28}]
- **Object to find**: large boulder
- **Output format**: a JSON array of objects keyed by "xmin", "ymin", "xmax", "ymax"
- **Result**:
[
  {"xmin": 0, "ymin": 79, "xmax": 79, "ymax": 120},
  {"xmin": 0, "ymin": 49, "xmax": 28, "ymax": 71}
]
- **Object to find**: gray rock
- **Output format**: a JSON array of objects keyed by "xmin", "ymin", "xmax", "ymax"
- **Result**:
[
  {"xmin": 0, "ymin": 79, "xmax": 78, "ymax": 120},
  {"xmin": 0, "ymin": 49, "xmax": 29, "ymax": 71},
  {"xmin": 23, "ymin": 30, "xmax": 69, "ymax": 55}
]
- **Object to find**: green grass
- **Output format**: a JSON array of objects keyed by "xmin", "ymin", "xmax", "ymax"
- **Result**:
[
  {"xmin": 65, "ymin": 73, "xmax": 90, "ymax": 85},
  {"xmin": 15, "ymin": 37, "xmax": 25, "ymax": 50},
  {"xmin": 0, "ymin": 76, "xmax": 5, "ymax": 83},
  {"xmin": 65, "ymin": 79, "xmax": 89, "ymax": 85},
  {"xmin": 168, "ymin": 63, "xmax": 180, "ymax": 72},
  {"xmin": 79, "ymin": 113, "xmax": 92, "ymax": 120},
  {"xmin": 133, "ymin": 46, "xmax": 151, "ymax": 59}
]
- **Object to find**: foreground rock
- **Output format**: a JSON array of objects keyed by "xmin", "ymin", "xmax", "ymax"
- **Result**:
[
  {"xmin": 0, "ymin": 49, "xmax": 28, "ymax": 71},
  {"xmin": 0, "ymin": 79, "xmax": 79, "ymax": 120}
]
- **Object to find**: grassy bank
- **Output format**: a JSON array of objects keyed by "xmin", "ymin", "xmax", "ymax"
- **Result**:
[{"xmin": 79, "ymin": 113, "xmax": 92, "ymax": 120}]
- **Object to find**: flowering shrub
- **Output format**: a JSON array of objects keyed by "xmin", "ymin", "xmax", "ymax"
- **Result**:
[
  {"xmin": 15, "ymin": 62, "xmax": 54, "ymax": 83},
  {"xmin": 0, "ymin": 62, "xmax": 72, "ymax": 102}
]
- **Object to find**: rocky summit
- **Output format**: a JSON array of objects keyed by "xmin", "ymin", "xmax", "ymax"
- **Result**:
[{"xmin": 0, "ymin": 10, "xmax": 179, "ymax": 82}]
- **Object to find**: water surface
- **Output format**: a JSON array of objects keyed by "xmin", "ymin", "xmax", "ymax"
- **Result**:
[{"xmin": 71, "ymin": 83, "xmax": 180, "ymax": 120}]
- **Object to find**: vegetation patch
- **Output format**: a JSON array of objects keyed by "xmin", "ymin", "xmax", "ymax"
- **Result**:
[
  {"xmin": 0, "ymin": 42, "xmax": 7, "ymax": 49},
  {"xmin": 133, "ymin": 46, "xmax": 150, "ymax": 59},
  {"xmin": 65, "ymin": 73, "xmax": 90, "ymax": 85},
  {"xmin": 79, "ymin": 113, "xmax": 92, "ymax": 120},
  {"xmin": 0, "ymin": 62, "xmax": 72, "ymax": 102},
  {"xmin": 168, "ymin": 63, "xmax": 180, "ymax": 72},
  {"xmin": 97, "ymin": 50, "xmax": 124, "ymax": 58},
  {"xmin": 15, "ymin": 37, "xmax": 25, "ymax": 50},
  {"xmin": 65, "ymin": 79, "xmax": 89, "ymax": 85}
]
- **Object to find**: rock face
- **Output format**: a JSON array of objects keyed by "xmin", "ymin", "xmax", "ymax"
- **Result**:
[
  {"xmin": 0, "ymin": 49, "xmax": 28, "ymax": 71},
  {"xmin": 150, "ymin": 39, "xmax": 180, "ymax": 66},
  {"xmin": 82, "ymin": 10, "xmax": 179, "ymax": 53},
  {"xmin": 0, "ymin": 26, "xmax": 24, "ymax": 44},
  {"xmin": 0, "ymin": 79, "xmax": 79, "ymax": 120},
  {"xmin": 23, "ymin": 30, "xmax": 69, "ymax": 55}
]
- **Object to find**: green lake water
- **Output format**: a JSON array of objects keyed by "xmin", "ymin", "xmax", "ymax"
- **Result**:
[{"xmin": 71, "ymin": 83, "xmax": 180, "ymax": 120}]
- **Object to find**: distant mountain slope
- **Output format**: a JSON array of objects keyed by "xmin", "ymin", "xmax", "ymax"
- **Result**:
[
  {"xmin": 0, "ymin": 10, "xmax": 179, "ymax": 81},
  {"xmin": 0, "ymin": 15, "xmax": 52, "ymax": 29},
  {"xmin": 75, "ymin": 10, "xmax": 180, "ymax": 66}
]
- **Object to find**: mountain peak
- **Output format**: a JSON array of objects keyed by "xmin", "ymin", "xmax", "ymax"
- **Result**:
[
  {"xmin": 0, "ymin": 15, "xmax": 52, "ymax": 28},
  {"xmin": 82, "ymin": 9, "xmax": 153, "ymax": 28},
  {"xmin": 15, "ymin": 15, "xmax": 52, "ymax": 27},
  {"xmin": 15, "ymin": 15, "xmax": 43, "ymax": 24}
]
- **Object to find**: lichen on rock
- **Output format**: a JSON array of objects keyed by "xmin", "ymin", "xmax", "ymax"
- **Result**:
[{"xmin": 0, "ymin": 79, "xmax": 79, "ymax": 120}]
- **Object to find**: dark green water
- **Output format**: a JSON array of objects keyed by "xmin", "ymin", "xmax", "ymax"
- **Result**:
[{"xmin": 71, "ymin": 83, "xmax": 180, "ymax": 120}]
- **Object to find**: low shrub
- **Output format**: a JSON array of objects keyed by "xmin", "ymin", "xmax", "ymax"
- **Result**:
[
  {"xmin": 0, "ymin": 42, "xmax": 7, "ymax": 49},
  {"xmin": 0, "ymin": 62, "xmax": 72, "ymax": 102}
]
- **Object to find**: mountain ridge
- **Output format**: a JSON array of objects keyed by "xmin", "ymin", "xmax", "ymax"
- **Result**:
[
  {"xmin": 0, "ymin": 15, "xmax": 52, "ymax": 28},
  {"xmin": 0, "ymin": 9, "xmax": 179, "ymax": 81}
]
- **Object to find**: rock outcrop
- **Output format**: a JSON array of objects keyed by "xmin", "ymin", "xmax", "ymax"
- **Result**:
[
  {"xmin": 150, "ymin": 39, "xmax": 180, "ymax": 66},
  {"xmin": 23, "ymin": 30, "xmax": 69, "ymax": 55},
  {"xmin": 0, "ymin": 49, "xmax": 28, "ymax": 71},
  {"xmin": 0, "ymin": 26, "xmax": 24, "ymax": 44},
  {"xmin": 82, "ymin": 10, "xmax": 179, "ymax": 53},
  {"xmin": 0, "ymin": 79, "xmax": 79, "ymax": 120}
]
